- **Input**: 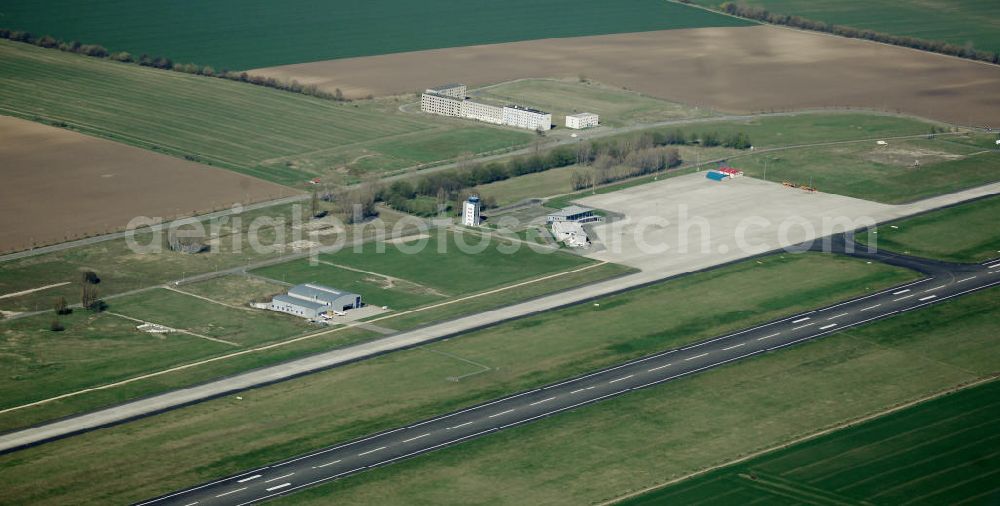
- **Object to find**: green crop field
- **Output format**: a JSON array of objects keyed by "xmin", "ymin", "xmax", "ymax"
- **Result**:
[
  {"xmin": 0, "ymin": 0, "xmax": 751, "ymax": 70},
  {"xmin": 472, "ymin": 79, "xmax": 715, "ymax": 128},
  {"xmin": 0, "ymin": 41, "xmax": 531, "ymax": 186},
  {"xmin": 688, "ymin": 0, "xmax": 1000, "ymax": 54},
  {"xmin": 0, "ymin": 253, "xmax": 921, "ymax": 505},
  {"xmin": 623, "ymin": 379, "xmax": 1000, "ymax": 505},
  {"xmin": 861, "ymin": 194, "xmax": 1000, "ymax": 263}
]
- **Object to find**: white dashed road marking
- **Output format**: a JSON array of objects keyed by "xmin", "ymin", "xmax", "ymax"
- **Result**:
[
  {"xmin": 757, "ymin": 332, "xmax": 780, "ymax": 341},
  {"xmin": 402, "ymin": 433, "xmax": 430, "ymax": 443},
  {"xmin": 216, "ymin": 487, "xmax": 246, "ymax": 498},
  {"xmin": 530, "ymin": 397, "xmax": 556, "ymax": 406},
  {"xmin": 685, "ymin": 353, "xmax": 709, "ymax": 361},
  {"xmin": 314, "ymin": 460, "xmax": 341, "ymax": 469},
  {"xmin": 237, "ymin": 475, "xmax": 261, "ymax": 483},
  {"xmin": 264, "ymin": 473, "xmax": 294, "ymax": 483},
  {"xmin": 265, "ymin": 483, "xmax": 291, "ymax": 492},
  {"xmin": 609, "ymin": 375, "xmax": 633, "ymax": 384},
  {"xmin": 448, "ymin": 421, "xmax": 473, "ymax": 430},
  {"xmin": 488, "ymin": 409, "xmax": 515, "ymax": 418},
  {"xmin": 722, "ymin": 343, "xmax": 745, "ymax": 351},
  {"xmin": 919, "ymin": 295, "xmax": 937, "ymax": 301},
  {"xmin": 827, "ymin": 313, "xmax": 849, "ymax": 320},
  {"xmin": 792, "ymin": 317, "xmax": 811, "ymax": 323},
  {"xmin": 648, "ymin": 363, "xmax": 672, "ymax": 372},
  {"xmin": 861, "ymin": 304, "xmax": 881, "ymax": 311},
  {"xmin": 819, "ymin": 323, "xmax": 837, "ymax": 330},
  {"xmin": 893, "ymin": 289, "xmax": 910, "ymax": 295},
  {"xmin": 357, "ymin": 447, "xmax": 385, "ymax": 456}
]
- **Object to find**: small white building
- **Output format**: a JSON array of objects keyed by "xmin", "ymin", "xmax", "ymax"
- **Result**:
[
  {"xmin": 269, "ymin": 283, "xmax": 362, "ymax": 320},
  {"xmin": 546, "ymin": 205, "xmax": 602, "ymax": 224},
  {"xmin": 462, "ymin": 195, "xmax": 481, "ymax": 227},
  {"xmin": 551, "ymin": 220, "xmax": 590, "ymax": 248},
  {"xmin": 566, "ymin": 112, "xmax": 599, "ymax": 130}
]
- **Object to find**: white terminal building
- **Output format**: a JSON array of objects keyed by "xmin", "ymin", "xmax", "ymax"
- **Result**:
[
  {"xmin": 269, "ymin": 283, "xmax": 362, "ymax": 320},
  {"xmin": 421, "ymin": 83, "xmax": 552, "ymax": 131},
  {"xmin": 566, "ymin": 112, "xmax": 599, "ymax": 130},
  {"xmin": 462, "ymin": 195, "xmax": 482, "ymax": 227}
]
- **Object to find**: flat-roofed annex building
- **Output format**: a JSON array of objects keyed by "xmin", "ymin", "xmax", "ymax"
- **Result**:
[
  {"xmin": 546, "ymin": 205, "xmax": 602, "ymax": 224},
  {"xmin": 269, "ymin": 283, "xmax": 362, "ymax": 319},
  {"xmin": 566, "ymin": 112, "xmax": 599, "ymax": 129}
]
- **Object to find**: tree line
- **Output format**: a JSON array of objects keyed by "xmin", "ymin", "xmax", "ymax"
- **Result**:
[
  {"xmin": 376, "ymin": 128, "xmax": 750, "ymax": 216},
  {"xmin": 713, "ymin": 2, "xmax": 1000, "ymax": 65},
  {"xmin": 0, "ymin": 29, "xmax": 352, "ymax": 101}
]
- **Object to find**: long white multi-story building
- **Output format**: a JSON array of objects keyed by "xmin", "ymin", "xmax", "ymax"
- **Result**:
[{"xmin": 421, "ymin": 83, "xmax": 551, "ymax": 131}]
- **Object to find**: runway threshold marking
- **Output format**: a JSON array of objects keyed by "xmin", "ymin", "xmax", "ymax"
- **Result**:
[
  {"xmin": 685, "ymin": 353, "xmax": 709, "ymax": 361},
  {"xmin": 722, "ymin": 343, "xmax": 746, "ymax": 351},
  {"xmin": 819, "ymin": 323, "xmax": 837, "ymax": 330},
  {"xmin": 827, "ymin": 313, "xmax": 849, "ymax": 320},
  {"xmin": 215, "ymin": 487, "xmax": 247, "ymax": 498},
  {"xmin": 919, "ymin": 295, "xmax": 937, "ymax": 301},
  {"xmin": 529, "ymin": 397, "xmax": 556, "ymax": 406},
  {"xmin": 402, "ymin": 433, "xmax": 430, "ymax": 443},
  {"xmin": 757, "ymin": 332, "xmax": 780, "ymax": 341},
  {"xmin": 792, "ymin": 317, "xmax": 811, "ymax": 323},
  {"xmin": 357, "ymin": 447, "xmax": 386, "ymax": 456},
  {"xmin": 265, "ymin": 483, "xmax": 291, "ymax": 492},
  {"xmin": 264, "ymin": 473, "xmax": 294, "ymax": 483},
  {"xmin": 488, "ymin": 409, "xmax": 515, "ymax": 418},
  {"xmin": 237, "ymin": 475, "xmax": 261, "ymax": 483},
  {"xmin": 314, "ymin": 460, "xmax": 341, "ymax": 469},
  {"xmin": 648, "ymin": 363, "xmax": 672, "ymax": 372},
  {"xmin": 447, "ymin": 421, "xmax": 473, "ymax": 430}
]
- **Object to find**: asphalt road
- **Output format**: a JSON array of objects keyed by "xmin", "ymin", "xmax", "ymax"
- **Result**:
[{"xmin": 140, "ymin": 247, "xmax": 1000, "ymax": 506}]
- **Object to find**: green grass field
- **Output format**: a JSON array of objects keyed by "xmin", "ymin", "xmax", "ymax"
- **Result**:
[
  {"xmin": 271, "ymin": 286, "xmax": 1000, "ymax": 506},
  {"xmin": 689, "ymin": 0, "xmax": 1000, "ymax": 54},
  {"xmin": 0, "ymin": 40, "xmax": 531, "ymax": 186},
  {"xmin": 472, "ymin": 79, "xmax": 715, "ymax": 127},
  {"xmin": 0, "ymin": 0, "xmax": 750, "ymax": 70},
  {"xmin": 0, "ymin": 253, "xmax": 919, "ymax": 505},
  {"xmin": 622, "ymin": 379, "xmax": 1000, "ymax": 505},
  {"xmin": 861, "ymin": 194, "xmax": 1000, "ymax": 263},
  {"xmin": 735, "ymin": 133, "xmax": 1000, "ymax": 203}
]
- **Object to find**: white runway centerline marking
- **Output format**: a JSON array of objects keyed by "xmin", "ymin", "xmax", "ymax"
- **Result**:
[
  {"xmin": 215, "ymin": 487, "xmax": 246, "ymax": 498},
  {"xmin": 894, "ymin": 294, "xmax": 915, "ymax": 301},
  {"xmin": 893, "ymin": 289, "xmax": 911, "ymax": 295},
  {"xmin": 757, "ymin": 332, "xmax": 780, "ymax": 341},
  {"xmin": 447, "ymin": 421, "xmax": 473, "ymax": 430},
  {"xmin": 819, "ymin": 323, "xmax": 837, "ymax": 330},
  {"xmin": 488, "ymin": 409, "xmax": 515, "ymax": 418},
  {"xmin": 861, "ymin": 304, "xmax": 881, "ymax": 311},
  {"xmin": 919, "ymin": 295, "xmax": 937, "ymax": 301},
  {"xmin": 529, "ymin": 397, "xmax": 556, "ymax": 406},
  {"xmin": 827, "ymin": 313, "xmax": 849, "ymax": 320},
  {"xmin": 402, "ymin": 433, "xmax": 430, "ymax": 443},
  {"xmin": 988, "ymin": 263, "xmax": 1000, "ymax": 269},
  {"xmin": 237, "ymin": 475, "xmax": 261, "ymax": 483},
  {"xmin": 722, "ymin": 343, "xmax": 746, "ymax": 351},
  {"xmin": 609, "ymin": 375, "xmax": 634, "ymax": 384},
  {"xmin": 792, "ymin": 323, "xmax": 815, "ymax": 330},
  {"xmin": 357, "ymin": 447, "xmax": 386, "ymax": 456},
  {"xmin": 957, "ymin": 276, "xmax": 976, "ymax": 283},
  {"xmin": 314, "ymin": 460, "xmax": 341, "ymax": 469},
  {"xmin": 792, "ymin": 317, "xmax": 811, "ymax": 323},
  {"xmin": 648, "ymin": 363, "xmax": 672, "ymax": 372},
  {"xmin": 570, "ymin": 386, "xmax": 595, "ymax": 394},
  {"xmin": 264, "ymin": 473, "xmax": 294, "ymax": 483},
  {"xmin": 685, "ymin": 353, "xmax": 709, "ymax": 361},
  {"xmin": 265, "ymin": 483, "xmax": 291, "ymax": 492},
  {"xmin": 924, "ymin": 286, "xmax": 945, "ymax": 292},
  {"xmin": 182, "ymin": 502, "xmax": 199, "ymax": 506}
]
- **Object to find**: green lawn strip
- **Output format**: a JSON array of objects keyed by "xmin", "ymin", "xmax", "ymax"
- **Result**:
[
  {"xmin": 109, "ymin": 288, "xmax": 313, "ymax": 346},
  {"xmin": 859, "ymin": 194, "xmax": 1000, "ymax": 263},
  {"xmin": 620, "ymin": 367, "xmax": 1000, "ymax": 505},
  {"xmin": 0, "ymin": 310, "xmax": 230, "ymax": 412},
  {"xmin": 251, "ymin": 258, "xmax": 444, "ymax": 311},
  {"xmin": 686, "ymin": 0, "xmax": 1000, "ymax": 54},
  {"xmin": 272, "ymin": 287, "xmax": 999, "ymax": 505},
  {"xmin": 473, "ymin": 79, "xmax": 714, "ymax": 127},
  {"xmin": 0, "ymin": 253, "xmax": 916, "ymax": 505},
  {"xmin": 733, "ymin": 134, "xmax": 1000, "ymax": 204},
  {"xmin": 0, "ymin": 41, "xmax": 526, "ymax": 185},
  {"xmin": 0, "ymin": 326, "xmax": 376, "ymax": 435},
  {"xmin": 175, "ymin": 275, "xmax": 288, "ymax": 307},
  {"xmin": 319, "ymin": 231, "xmax": 596, "ymax": 295},
  {"xmin": 0, "ymin": 0, "xmax": 750, "ymax": 70}
]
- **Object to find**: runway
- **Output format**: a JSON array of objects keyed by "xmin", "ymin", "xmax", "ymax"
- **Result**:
[{"xmin": 140, "ymin": 246, "xmax": 1000, "ymax": 506}]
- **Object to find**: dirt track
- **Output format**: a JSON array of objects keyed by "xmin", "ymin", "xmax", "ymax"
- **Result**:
[
  {"xmin": 0, "ymin": 116, "xmax": 298, "ymax": 253},
  {"xmin": 252, "ymin": 25, "xmax": 1000, "ymax": 126}
]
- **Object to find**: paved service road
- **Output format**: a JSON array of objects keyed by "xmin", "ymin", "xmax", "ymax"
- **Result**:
[{"xmin": 140, "ymin": 246, "xmax": 1000, "ymax": 506}]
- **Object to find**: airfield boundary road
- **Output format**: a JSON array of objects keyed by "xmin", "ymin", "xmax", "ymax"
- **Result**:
[
  {"xmin": 0, "ymin": 178, "xmax": 997, "ymax": 454},
  {"xmin": 141, "ymin": 241, "xmax": 1000, "ymax": 505}
]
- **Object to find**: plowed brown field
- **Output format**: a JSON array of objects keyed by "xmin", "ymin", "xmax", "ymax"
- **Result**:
[
  {"xmin": 0, "ymin": 116, "xmax": 298, "ymax": 253},
  {"xmin": 252, "ymin": 25, "xmax": 1000, "ymax": 126}
]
